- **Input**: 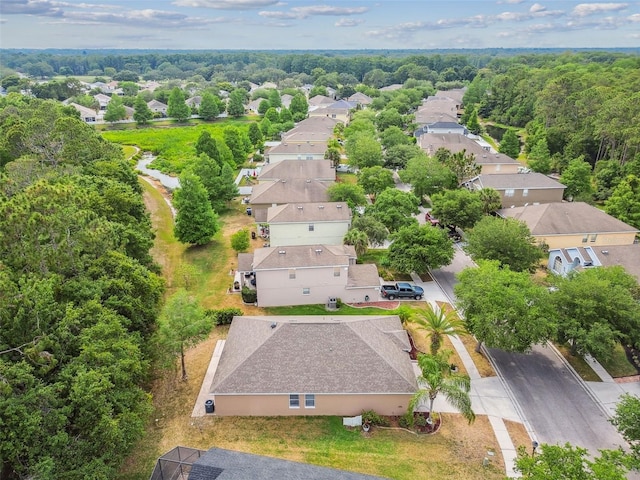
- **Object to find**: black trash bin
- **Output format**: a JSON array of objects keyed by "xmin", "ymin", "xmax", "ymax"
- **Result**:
[
  {"xmin": 205, "ymin": 399, "xmax": 214, "ymax": 414},
  {"xmin": 246, "ymin": 207, "xmax": 252, "ymax": 216},
  {"xmin": 251, "ymin": 231, "xmax": 256, "ymax": 239}
]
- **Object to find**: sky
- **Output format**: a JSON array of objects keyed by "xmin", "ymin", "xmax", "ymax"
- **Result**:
[{"xmin": 1, "ymin": 0, "xmax": 639, "ymax": 50}]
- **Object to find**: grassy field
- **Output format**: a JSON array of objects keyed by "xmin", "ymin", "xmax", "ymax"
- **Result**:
[
  {"xmin": 119, "ymin": 180, "xmax": 519, "ymax": 480},
  {"xmin": 102, "ymin": 118, "xmax": 254, "ymax": 173},
  {"xmin": 597, "ymin": 343, "xmax": 638, "ymax": 378}
]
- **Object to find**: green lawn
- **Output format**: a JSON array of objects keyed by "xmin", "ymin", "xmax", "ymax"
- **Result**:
[{"xmin": 598, "ymin": 343, "xmax": 638, "ymax": 378}]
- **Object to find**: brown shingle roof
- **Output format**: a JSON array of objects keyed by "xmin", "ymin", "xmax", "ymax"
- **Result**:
[
  {"xmin": 498, "ymin": 202, "xmax": 639, "ymax": 236},
  {"xmin": 210, "ymin": 315, "xmax": 417, "ymax": 394},
  {"xmin": 267, "ymin": 202, "xmax": 351, "ymax": 223}
]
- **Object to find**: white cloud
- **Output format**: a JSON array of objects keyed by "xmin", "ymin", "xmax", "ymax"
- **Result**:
[
  {"xmin": 629, "ymin": 13, "xmax": 640, "ymax": 22},
  {"xmin": 172, "ymin": 0, "xmax": 280, "ymax": 9},
  {"xmin": 61, "ymin": 8, "xmax": 224, "ymax": 28},
  {"xmin": 0, "ymin": 0, "xmax": 62, "ymax": 16},
  {"xmin": 497, "ymin": 0, "xmax": 525, "ymax": 4},
  {"xmin": 530, "ymin": 3, "xmax": 546, "ymax": 13},
  {"xmin": 572, "ymin": 3, "xmax": 628, "ymax": 17},
  {"xmin": 335, "ymin": 18, "xmax": 364, "ymax": 27},
  {"xmin": 260, "ymin": 4, "xmax": 368, "ymax": 20}
]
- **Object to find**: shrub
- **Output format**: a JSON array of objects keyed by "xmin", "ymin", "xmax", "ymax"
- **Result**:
[
  {"xmin": 206, "ymin": 307, "xmax": 243, "ymax": 326},
  {"xmin": 361, "ymin": 410, "xmax": 389, "ymax": 427},
  {"xmin": 399, "ymin": 412, "xmax": 414, "ymax": 429},
  {"xmin": 241, "ymin": 286, "xmax": 257, "ymax": 304},
  {"xmin": 335, "ymin": 298, "xmax": 343, "ymax": 308}
]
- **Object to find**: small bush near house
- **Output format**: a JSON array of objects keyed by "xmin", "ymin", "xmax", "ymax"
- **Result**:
[
  {"xmin": 361, "ymin": 410, "xmax": 390, "ymax": 427},
  {"xmin": 241, "ymin": 286, "xmax": 257, "ymax": 304},
  {"xmin": 206, "ymin": 307, "xmax": 243, "ymax": 325}
]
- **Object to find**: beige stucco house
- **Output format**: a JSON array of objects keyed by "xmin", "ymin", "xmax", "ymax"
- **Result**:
[
  {"xmin": 466, "ymin": 173, "xmax": 566, "ymax": 207},
  {"xmin": 497, "ymin": 202, "xmax": 639, "ymax": 249},
  {"xmin": 239, "ymin": 244, "xmax": 380, "ymax": 306},
  {"xmin": 147, "ymin": 99, "xmax": 168, "ymax": 116},
  {"xmin": 266, "ymin": 202, "xmax": 352, "ymax": 246},
  {"xmin": 207, "ymin": 315, "xmax": 417, "ymax": 416}
]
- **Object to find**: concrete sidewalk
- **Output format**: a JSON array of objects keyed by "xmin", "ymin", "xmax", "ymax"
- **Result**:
[{"xmin": 409, "ymin": 272, "xmax": 524, "ymax": 478}]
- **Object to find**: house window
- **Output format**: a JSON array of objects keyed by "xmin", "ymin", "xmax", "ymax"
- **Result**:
[
  {"xmin": 495, "ymin": 164, "xmax": 501, "ymax": 172},
  {"xmin": 289, "ymin": 394, "xmax": 300, "ymax": 408},
  {"xmin": 309, "ymin": 224, "xmax": 315, "ymax": 232},
  {"xmin": 504, "ymin": 189, "xmax": 515, "ymax": 197},
  {"xmin": 590, "ymin": 234, "xmax": 597, "ymax": 242},
  {"xmin": 289, "ymin": 269, "xmax": 296, "ymax": 279},
  {"xmin": 302, "ymin": 288, "xmax": 310, "ymax": 295},
  {"xmin": 334, "ymin": 267, "xmax": 341, "ymax": 277},
  {"xmin": 331, "ymin": 114, "xmax": 337, "ymax": 118},
  {"xmin": 306, "ymin": 155, "xmax": 313, "ymax": 160},
  {"xmin": 582, "ymin": 235, "xmax": 589, "ymax": 243},
  {"xmin": 522, "ymin": 189, "xmax": 529, "ymax": 197},
  {"xmin": 305, "ymin": 394, "xmax": 315, "ymax": 408}
]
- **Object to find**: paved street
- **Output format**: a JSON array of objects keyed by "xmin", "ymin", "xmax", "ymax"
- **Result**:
[
  {"xmin": 489, "ymin": 345, "xmax": 627, "ymax": 452},
  {"xmin": 431, "ymin": 249, "xmax": 630, "ymax": 456}
]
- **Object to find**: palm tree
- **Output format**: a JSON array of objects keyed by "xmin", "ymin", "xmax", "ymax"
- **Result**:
[
  {"xmin": 411, "ymin": 305, "xmax": 467, "ymax": 355},
  {"xmin": 409, "ymin": 349, "xmax": 475, "ymax": 425}
]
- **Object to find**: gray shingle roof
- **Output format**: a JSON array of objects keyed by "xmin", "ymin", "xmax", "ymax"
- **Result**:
[
  {"xmin": 473, "ymin": 173, "xmax": 566, "ymax": 190},
  {"xmin": 259, "ymin": 159, "xmax": 334, "ymax": 181},
  {"xmin": 189, "ymin": 447, "xmax": 388, "ymax": 480},
  {"xmin": 250, "ymin": 179, "xmax": 330, "ymax": 205},
  {"xmin": 267, "ymin": 141, "xmax": 328, "ymax": 156},
  {"xmin": 210, "ymin": 316, "xmax": 417, "ymax": 395},
  {"xmin": 595, "ymin": 245, "xmax": 640, "ymax": 281},
  {"xmin": 252, "ymin": 244, "xmax": 355, "ymax": 270},
  {"xmin": 284, "ymin": 116, "xmax": 339, "ymax": 136},
  {"xmin": 347, "ymin": 263, "xmax": 381, "ymax": 288},
  {"xmin": 267, "ymin": 202, "xmax": 351, "ymax": 223},
  {"xmin": 498, "ymin": 202, "xmax": 639, "ymax": 236}
]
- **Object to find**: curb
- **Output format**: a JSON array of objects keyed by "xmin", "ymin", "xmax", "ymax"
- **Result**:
[{"xmin": 544, "ymin": 341, "xmax": 613, "ymax": 420}]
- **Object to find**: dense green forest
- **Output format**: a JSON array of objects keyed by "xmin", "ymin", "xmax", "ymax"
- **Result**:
[{"xmin": 0, "ymin": 96, "xmax": 164, "ymax": 479}]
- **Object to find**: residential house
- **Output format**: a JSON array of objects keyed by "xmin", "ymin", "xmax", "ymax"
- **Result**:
[
  {"xmin": 308, "ymin": 95, "xmax": 335, "ymax": 109},
  {"xmin": 206, "ymin": 315, "xmax": 416, "ymax": 416},
  {"xmin": 94, "ymin": 93, "xmax": 111, "ymax": 111},
  {"xmin": 435, "ymin": 88, "xmax": 466, "ymax": 109},
  {"xmin": 265, "ymin": 140, "xmax": 328, "ymax": 164},
  {"xmin": 283, "ymin": 116, "xmax": 339, "ymax": 142},
  {"xmin": 420, "ymin": 133, "xmax": 520, "ymax": 174},
  {"xmin": 379, "ymin": 84, "xmax": 403, "ymax": 91},
  {"xmin": 281, "ymin": 93, "xmax": 293, "ymax": 109},
  {"xmin": 266, "ymin": 202, "xmax": 351, "ymax": 246},
  {"xmin": 258, "ymin": 159, "xmax": 335, "ymax": 183},
  {"xmin": 348, "ymin": 92, "xmax": 373, "ymax": 107},
  {"xmin": 123, "ymin": 105, "xmax": 135, "ymax": 120},
  {"xmin": 153, "ymin": 446, "xmax": 387, "ymax": 480},
  {"xmin": 240, "ymin": 244, "xmax": 380, "ymax": 306},
  {"xmin": 308, "ymin": 99, "xmax": 354, "ymax": 124},
  {"xmin": 147, "ymin": 99, "xmax": 168, "ymax": 117},
  {"xmin": 245, "ymin": 98, "xmax": 263, "ymax": 114},
  {"xmin": 414, "ymin": 96, "xmax": 459, "ymax": 129},
  {"xmin": 70, "ymin": 103, "xmax": 97, "ymax": 123},
  {"xmin": 249, "ymin": 178, "xmax": 330, "ymax": 221},
  {"xmin": 466, "ymin": 173, "xmax": 566, "ymax": 207},
  {"xmin": 497, "ymin": 202, "xmax": 639, "ymax": 250},
  {"xmin": 186, "ymin": 95, "xmax": 202, "ymax": 110},
  {"xmin": 425, "ymin": 121, "xmax": 467, "ymax": 135}
]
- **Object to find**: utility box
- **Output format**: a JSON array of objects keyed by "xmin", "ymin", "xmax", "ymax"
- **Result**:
[
  {"xmin": 204, "ymin": 399, "xmax": 214, "ymax": 414},
  {"xmin": 327, "ymin": 297, "xmax": 337, "ymax": 309}
]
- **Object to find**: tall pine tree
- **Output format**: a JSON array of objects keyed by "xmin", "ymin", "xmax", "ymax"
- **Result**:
[{"xmin": 173, "ymin": 171, "xmax": 219, "ymax": 245}]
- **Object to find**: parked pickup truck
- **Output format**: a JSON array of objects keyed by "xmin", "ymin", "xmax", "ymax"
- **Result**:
[{"xmin": 380, "ymin": 282, "xmax": 424, "ymax": 300}]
